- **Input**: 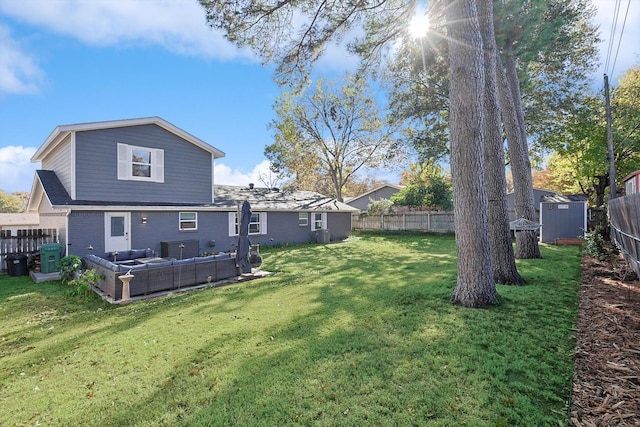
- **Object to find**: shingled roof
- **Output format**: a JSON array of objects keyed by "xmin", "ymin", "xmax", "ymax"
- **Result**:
[
  {"xmin": 213, "ymin": 185, "xmax": 358, "ymax": 212},
  {"xmin": 33, "ymin": 171, "xmax": 355, "ymax": 212}
]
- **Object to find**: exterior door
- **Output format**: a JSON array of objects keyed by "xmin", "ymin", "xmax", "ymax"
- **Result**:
[{"xmin": 105, "ymin": 212, "xmax": 131, "ymax": 253}]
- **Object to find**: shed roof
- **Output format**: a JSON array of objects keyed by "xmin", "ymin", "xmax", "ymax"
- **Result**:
[{"xmin": 541, "ymin": 194, "xmax": 588, "ymax": 203}]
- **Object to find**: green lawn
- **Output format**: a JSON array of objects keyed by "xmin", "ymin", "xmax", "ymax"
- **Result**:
[{"xmin": 0, "ymin": 234, "xmax": 582, "ymax": 426}]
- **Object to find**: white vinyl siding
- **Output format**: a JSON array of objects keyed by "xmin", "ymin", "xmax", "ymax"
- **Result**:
[{"xmin": 117, "ymin": 143, "xmax": 164, "ymax": 183}]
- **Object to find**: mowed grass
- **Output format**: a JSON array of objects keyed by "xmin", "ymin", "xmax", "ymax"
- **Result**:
[{"xmin": 0, "ymin": 234, "xmax": 582, "ymax": 426}]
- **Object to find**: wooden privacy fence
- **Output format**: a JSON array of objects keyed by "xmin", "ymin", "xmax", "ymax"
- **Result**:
[
  {"xmin": 352, "ymin": 211, "xmax": 455, "ymax": 232},
  {"xmin": 609, "ymin": 193, "xmax": 640, "ymax": 277},
  {"xmin": 0, "ymin": 229, "xmax": 59, "ymax": 272}
]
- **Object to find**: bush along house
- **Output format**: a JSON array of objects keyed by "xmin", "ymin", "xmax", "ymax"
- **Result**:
[{"xmin": 27, "ymin": 117, "xmax": 357, "ymax": 258}]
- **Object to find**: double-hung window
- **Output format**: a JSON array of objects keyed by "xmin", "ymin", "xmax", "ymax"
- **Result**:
[
  {"xmin": 312, "ymin": 212, "xmax": 327, "ymax": 230},
  {"xmin": 228, "ymin": 212, "xmax": 267, "ymax": 236},
  {"xmin": 117, "ymin": 143, "xmax": 164, "ymax": 183},
  {"xmin": 179, "ymin": 212, "xmax": 197, "ymax": 231}
]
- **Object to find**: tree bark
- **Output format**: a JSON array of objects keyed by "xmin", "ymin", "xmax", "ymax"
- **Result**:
[
  {"xmin": 497, "ymin": 48, "xmax": 541, "ymax": 259},
  {"xmin": 446, "ymin": 0, "xmax": 497, "ymax": 308},
  {"xmin": 478, "ymin": 0, "xmax": 524, "ymax": 284}
]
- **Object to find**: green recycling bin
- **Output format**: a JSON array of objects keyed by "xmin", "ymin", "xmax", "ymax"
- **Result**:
[{"xmin": 40, "ymin": 243, "xmax": 63, "ymax": 273}]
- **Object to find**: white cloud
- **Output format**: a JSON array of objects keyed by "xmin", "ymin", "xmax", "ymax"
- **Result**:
[
  {"xmin": 0, "ymin": 0, "xmax": 254, "ymax": 60},
  {"xmin": 0, "ymin": 24, "xmax": 45, "ymax": 95},
  {"xmin": 214, "ymin": 160, "xmax": 273, "ymax": 187},
  {"xmin": 0, "ymin": 146, "xmax": 39, "ymax": 193}
]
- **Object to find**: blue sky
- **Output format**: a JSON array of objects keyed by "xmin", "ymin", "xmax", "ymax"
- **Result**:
[{"xmin": 1, "ymin": 0, "xmax": 638, "ymax": 194}]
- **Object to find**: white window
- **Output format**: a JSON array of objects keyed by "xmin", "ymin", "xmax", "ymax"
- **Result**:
[
  {"xmin": 179, "ymin": 212, "xmax": 197, "ymax": 230},
  {"xmin": 228, "ymin": 212, "xmax": 267, "ymax": 236},
  {"xmin": 312, "ymin": 212, "xmax": 327, "ymax": 230},
  {"xmin": 298, "ymin": 213, "xmax": 309, "ymax": 226},
  {"xmin": 117, "ymin": 143, "xmax": 164, "ymax": 183}
]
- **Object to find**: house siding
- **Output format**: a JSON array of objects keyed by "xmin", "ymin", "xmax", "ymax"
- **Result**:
[
  {"xmin": 327, "ymin": 212, "xmax": 352, "ymax": 240},
  {"xmin": 67, "ymin": 211, "xmax": 104, "ymax": 257},
  {"xmin": 41, "ymin": 134, "xmax": 73, "ymax": 195},
  {"xmin": 65, "ymin": 209, "xmax": 353, "ymax": 257},
  {"xmin": 74, "ymin": 125, "xmax": 213, "ymax": 203}
]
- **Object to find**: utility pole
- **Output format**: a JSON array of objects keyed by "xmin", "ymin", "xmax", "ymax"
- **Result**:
[{"xmin": 604, "ymin": 74, "xmax": 617, "ymax": 201}]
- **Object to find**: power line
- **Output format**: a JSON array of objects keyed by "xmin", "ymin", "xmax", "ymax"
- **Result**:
[
  {"xmin": 604, "ymin": 0, "xmax": 622, "ymax": 74},
  {"xmin": 610, "ymin": 0, "xmax": 631, "ymax": 78}
]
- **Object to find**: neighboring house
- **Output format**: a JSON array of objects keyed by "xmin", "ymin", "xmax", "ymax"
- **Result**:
[
  {"xmin": 539, "ymin": 194, "xmax": 588, "ymax": 243},
  {"xmin": 0, "ymin": 213, "xmax": 39, "ymax": 234},
  {"xmin": 27, "ymin": 117, "xmax": 357, "ymax": 257},
  {"xmin": 623, "ymin": 170, "xmax": 640, "ymax": 195},
  {"xmin": 344, "ymin": 184, "xmax": 403, "ymax": 211}
]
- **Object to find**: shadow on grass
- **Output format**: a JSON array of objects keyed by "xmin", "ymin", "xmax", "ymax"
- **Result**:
[{"xmin": 0, "ymin": 238, "xmax": 582, "ymax": 426}]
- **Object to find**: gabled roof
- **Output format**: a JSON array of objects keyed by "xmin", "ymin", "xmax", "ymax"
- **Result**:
[
  {"xmin": 213, "ymin": 185, "xmax": 358, "ymax": 212},
  {"xmin": 31, "ymin": 117, "xmax": 225, "ymax": 162},
  {"xmin": 344, "ymin": 184, "xmax": 403, "ymax": 203}
]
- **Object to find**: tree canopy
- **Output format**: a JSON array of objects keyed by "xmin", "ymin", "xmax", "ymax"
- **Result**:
[
  {"xmin": 541, "ymin": 66, "xmax": 640, "ymax": 205},
  {"xmin": 0, "ymin": 190, "xmax": 26, "ymax": 213},
  {"xmin": 266, "ymin": 75, "xmax": 398, "ymax": 201}
]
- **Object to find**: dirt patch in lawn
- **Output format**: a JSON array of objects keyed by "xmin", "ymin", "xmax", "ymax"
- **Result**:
[{"xmin": 570, "ymin": 254, "xmax": 640, "ymax": 426}]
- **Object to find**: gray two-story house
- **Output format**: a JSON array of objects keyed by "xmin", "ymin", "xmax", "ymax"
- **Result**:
[{"xmin": 27, "ymin": 117, "xmax": 356, "ymax": 257}]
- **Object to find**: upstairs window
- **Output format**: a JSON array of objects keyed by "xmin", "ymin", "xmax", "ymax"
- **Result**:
[{"xmin": 117, "ymin": 143, "xmax": 164, "ymax": 183}]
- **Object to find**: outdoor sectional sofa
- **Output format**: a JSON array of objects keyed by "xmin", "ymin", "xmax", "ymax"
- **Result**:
[{"xmin": 82, "ymin": 249, "xmax": 239, "ymax": 302}]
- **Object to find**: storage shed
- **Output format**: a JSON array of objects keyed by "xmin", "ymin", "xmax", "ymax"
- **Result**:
[{"xmin": 539, "ymin": 194, "xmax": 588, "ymax": 243}]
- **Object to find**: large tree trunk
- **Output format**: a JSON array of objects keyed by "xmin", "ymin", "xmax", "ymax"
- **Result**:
[
  {"xmin": 478, "ymin": 0, "xmax": 524, "ymax": 285},
  {"xmin": 593, "ymin": 174, "xmax": 608, "ymax": 208},
  {"xmin": 446, "ymin": 0, "xmax": 497, "ymax": 308},
  {"xmin": 497, "ymin": 48, "xmax": 541, "ymax": 259}
]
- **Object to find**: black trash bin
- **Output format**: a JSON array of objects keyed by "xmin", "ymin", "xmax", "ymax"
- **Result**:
[{"xmin": 6, "ymin": 253, "xmax": 28, "ymax": 276}]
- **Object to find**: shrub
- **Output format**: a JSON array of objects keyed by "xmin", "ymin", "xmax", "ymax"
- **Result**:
[
  {"xmin": 59, "ymin": 255, "xmax": 82, "ymax": 283},
  {"xmin": 584, "ymin": 226, "xmax": 617, "ymax": 260},
  {"xmin": 67, "ymin": 269, "xmax": 102, "ymax": 299},
  {"xmin": 366, "ymin": 198, "xmax": 394, "ymax": 215}
]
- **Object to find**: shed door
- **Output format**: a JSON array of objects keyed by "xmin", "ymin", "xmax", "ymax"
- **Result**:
[{"xmin": 105, "ymin": 212, "xmax": 131, "ymax": 253}]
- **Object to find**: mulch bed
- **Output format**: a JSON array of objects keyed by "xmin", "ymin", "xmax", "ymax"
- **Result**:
[{"xmin": 570, "ymin": 254, "xmax": 640, "ymax": 426}]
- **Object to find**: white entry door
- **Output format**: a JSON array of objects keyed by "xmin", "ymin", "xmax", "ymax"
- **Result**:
[{"xmin": 105, "ymin": 212, "xmax": 131, "ymax": 253}]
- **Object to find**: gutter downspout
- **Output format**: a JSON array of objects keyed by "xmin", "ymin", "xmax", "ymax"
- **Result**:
[{"xmin": 65, "ymin": 209, "xmax": 71, "ymax": 257}]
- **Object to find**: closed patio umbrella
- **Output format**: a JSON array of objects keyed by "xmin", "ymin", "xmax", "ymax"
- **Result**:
[{"xmin": 235, "ymin": 200, "xmax": 252, "ymax": 273}]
